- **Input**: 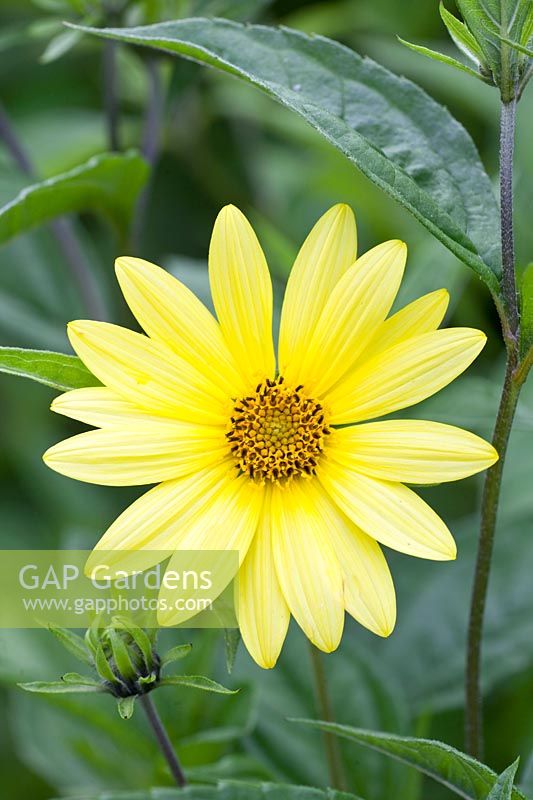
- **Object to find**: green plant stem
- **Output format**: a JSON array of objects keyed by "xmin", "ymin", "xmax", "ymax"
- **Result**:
[
  {"xmin": 464, "ymin": 97, "xmax": 524, "ymax": 758},
  {"xmin": 499, "ymin": 98, "xmax": 518, "ymax": 337},
  {"xmin": 465, "ymin": 353, "xmax": 521, "ymax": 757},
  {"xmin": 308, "ymin": 642, "xmax": 347, "ymax": 792},
  {"xmin": 0, "ymin": 100, "xmax": 106, "ymax": 320},
  {"xmin": 102, "ymin": 39, "xmax": 120, "ymax": 151},
  {"xmin": 140, "ymin": 694, "xmax": 187, "ymax": 788},
  {"xmin": 131, "ymin": 55, "xmax": 164, "ymax": 251}
]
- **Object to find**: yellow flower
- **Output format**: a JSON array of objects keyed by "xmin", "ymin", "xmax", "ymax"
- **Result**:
[{"xmin": 44, "ymin": 204, "xmax": 497, "ymax": 669}]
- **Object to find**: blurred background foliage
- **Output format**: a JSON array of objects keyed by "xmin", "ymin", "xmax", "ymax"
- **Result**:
[{"xmin": 0, "ymin": 1, "xmax": 532, "ymax": 798}]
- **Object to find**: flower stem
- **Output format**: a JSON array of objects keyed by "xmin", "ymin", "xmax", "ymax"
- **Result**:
[
  {"xmin": 131, "ymin": 55, "xmax": 164, "ymax": 251},
  {"xmin": 308, "ymin": 642, "xmax": 347, "ymax": 791},
  {"xmin": 499, "ymin": 98, "xmax": 518, "ymax": 338},
  {"xmin": 140, "ymin": 694, "xmax": 187, "ymax": 788},
  {"xmin": 102, "ymin": 39, "xmax": 120, "ymax": 151},
  {"xmin": 464, "ymin": 97, "xmax": 524, "ymax": 757},
  {"xmin": 465, "ymin": 353, "xmax": 521, "ymax": 756}
]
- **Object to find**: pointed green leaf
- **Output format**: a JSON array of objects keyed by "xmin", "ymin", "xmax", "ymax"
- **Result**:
[
  {"xmin": 117, "ymin": 695, "xmax": 136, "ymax": 720},
  {"xmin": 0, "ymin": 347, "xmax": 99, "ymax": 391},
  {"xmin": 40, "ymin": 27, "xmax": 84, "ymax": 63},
  {"xmin": 292, "ymin": 721, "xmax": 527, "ymax": 800},
  {"xmin": 108, "ymin": 629, "xmax": 137, "ymax": 682},
  {"xmin": 224, "ymin": 629, "xmax": 241, "ymax": 674},
  {"xmin": 0, "ymin": 151, "xmax": 148, "ymax": 245},
  {"xmin": 49, "ymin": 626, "xmax": 93, "ymax": 666},
  {"xmin": 439, "ymin": 2, "xmax": 485, "ymax": 63},
  {"xmin": 398, "ymin": 38, "xmax": 484, "ymax": 79},
  {"xmin": 455, "ymin": 0, "xmax": 532, "ymax": 97},
  {"xmin": 498, "ymin": 35, "xmax": 533, "ymax": 57},
  {"xmin": 160, "ymin": 643, "xmax": 192, "ymax": 669},
  {"xmin": 113, "ymin": 617, "xmax": 155, "ymax": 671},
  {"xmin": 84, "ymin": 615, "xmax": 103, "ymax": 655},
  {"xmin": 49, "ymin": 782, "xmax": 362, "ymax": 799},
  {"xmin": 160, "ymin": 674, "xmax": 238, "ymax": 694},
  {"xmin": 94, "ymin": 643, "xmax": 117, "ymax": 684},
  {"xmin": 68, "ymin": 19, "xmax": 502, "ymax": 294},
  {"xmin": 487, "ymin": 760, "xmax": 520, "ymax": 800},
  {"xmin": 18, "ymin": 680, "xmax": 105, "ymax": 694},
  {"xmin": 61, "ymin": 672, "xmax": 102, "ymax": 687}
]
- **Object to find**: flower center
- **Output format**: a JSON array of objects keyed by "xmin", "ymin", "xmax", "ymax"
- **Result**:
[{"xmin": 226, "ymin": 376, "xmax": 330, "ymax": 483}]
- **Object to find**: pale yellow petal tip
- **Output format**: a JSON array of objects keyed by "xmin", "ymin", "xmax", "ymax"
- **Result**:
[
  {"xmin": 49, "ymin": 395, "xmax": 64, "ymax": 414},
  {"xmin": 115, "ymin": 255, "xmax": 139, "ymax": 277},
  {"xmin": 42, "ymin": 447, "xmax": 54, "ymax": 467},
  {"xmin": 67, "ymin": 320, "xmax": 89, "ymax": 340},
  {"xmin": 487, "ymin": 445, "xmax": 499, "ymax": 467},
  {"xmin": 329, "ymin": 202, "xmax": 354, "ymax": 220},
  {"xmin": 217, "ymin": 203, "xmax": 245, "ymax": 223},
  {"xmin": 309, "ymin": 629, "xmax": 343, "ymax": 654},
  {"xmin": 373, "ymin": 618, "xmax": 396, "ymax": 638},
  {"xmin": 252, "ymin": 650, "xmax": 280, "ymax": 670}
]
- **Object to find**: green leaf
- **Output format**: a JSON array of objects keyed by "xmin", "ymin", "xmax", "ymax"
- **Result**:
[
  {"xmin": 0, "ymin": 347, "xmax": 99, "ymax": 391},
  {"xmin": 439, "ymin": 2, "xmax": 486, "ymax": 63},
  {"xmin": 117, "ymin": 695, "xmax": 136, "ymax": 720},
  {"xmin": 107, "ymin": 629, "xmax": 137, "ymax": 682},
  {"xmin": 398, "ymin": 37, "xmax": 484, "ymax": 80},
  {"xmin": 68, "ymin": 19, "xmax": 502, "ymax": 293},
  {"xmin": 40, "ymin": 27, "xmax": 84, "ymax": 63},
  {"xmin": 61, "ymin": 672, "xmax": 101, "ymax": 687},
  {"xmin": 292, "ymin": 722, "xmax": 527, "ymax": 800},
  {"xmin": 49, "ymin": 626, "xmax": 93, "ymax": 666},
  {"xmin": 18, "ymin": 680, "xmax": 105, "ymax": 694},
  {"xmin": 160, "ymin": 643, "xmax": 193, "ymax": 669},
  {"xmin": 455, "ymin": 0, "xmax": 532, "ymax": 97},
  {"xmin": 224, "ymin": 629, "xmax": 241, "ymax": 674},
  {"xmin": 0, "ymin": 151, "xmax": 148, "ymax": 245},
  {"xmin": 520, "ymin": 264, "xmax": 533, "ymax": 354},
  {"xmin": 487, "ymin": 760, "xmax": 521, "ymax": 800},
  {"xmin": 94, "ymin": 643, "xmax": 118, "ymax": 684},
  {"xmin": 113, "ymin": 617, "xmax": 155, "ymax": 671},
  {"xmin": 52, "ymin": 782, "xmax": 362, "ymax": 799},
  {"xmin": 159, "ymin": 674, "xmax": 238, "ymax": 694},
  {"xmin": 498, "ymin": 35, "xmax": 533, "ymax": 57}
]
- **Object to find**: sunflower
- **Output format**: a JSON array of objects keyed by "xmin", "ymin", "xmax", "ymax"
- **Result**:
[{"xmin": 44, "ymin": 204, "xmax": 497, "ymax": 668}]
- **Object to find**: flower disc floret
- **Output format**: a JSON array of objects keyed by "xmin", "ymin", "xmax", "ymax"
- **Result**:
[{"xmin": 226, "ymin": 376, "xmax": 331, "ymax": 482}]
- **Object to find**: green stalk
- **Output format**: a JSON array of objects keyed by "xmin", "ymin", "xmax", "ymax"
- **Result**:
[
  {"xmin": 140, "ymin": 694, "xmax": 187, "ymax": 788},
  {"xmin": 464, "ymin": 96, "xmax": 528, "ymax": 756},
  {"xmin": 308, "ymin": 642, "xmax": 347, "ymax": 791}
]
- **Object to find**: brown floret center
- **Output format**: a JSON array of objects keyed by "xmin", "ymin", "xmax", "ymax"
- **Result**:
[{"xmin": 226, "ymin": 376, "xmax": 330, "ymax": 483}]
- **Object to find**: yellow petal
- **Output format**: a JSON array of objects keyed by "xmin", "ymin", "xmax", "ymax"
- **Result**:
[
  {"xmin": 86, "ymin": 461, "xmax": 262, "ymax": 579},
  {"xmin": 43, "ymin": 422, "xmax": 228, "ymax": 485},
  {"xmin": 327, "ymin": 328, "xmax": 486, "ymax": 424},
  {"xmin": 115, "ymin": 257, "xmax": 246, "ymax": 396},
  {"xmin": 271, "ymin": 480, "xmax": 344, "ymax": 652},
  {"xmin": 279, "ymin": 204, "xmax": 357, "ymax": 383},
  {"xmin": 157, "ymin": 474, "xmax": 264, "ymax": 626},
  {"xmin": 362, "ymin": 288, "xmax": 449, "ymax": 362},
  {"xmin": 297, "ymin": 240, "xmax": 406, "ymax": 396},
  {"xmin": 51, "ymin": 387, "xmax": 181, "ymax": 427},
  {"xmin": 238, "ymin": 484, "xmax": 290, "ymax": 669},
  {"xmin": 318, "ymin": 458, "xmax": 456, "ymax": 560},
  {"xmin": 85, "ymin": 462, "xmax": 231, "ymax": 577},
  {"xmin": 310, "ymin": 490, "xmax": 396, "ymax": 636},
  {"xmin": 329, "ymin": 420, "xmax": 498, "ymax": 484},
  {"xmin": 209, "ymin": 205, "xmax": 275, "ymax": 385},
  {"xmin": 68, "ymin": 320, "xmax": 229, "ymax": 425}
]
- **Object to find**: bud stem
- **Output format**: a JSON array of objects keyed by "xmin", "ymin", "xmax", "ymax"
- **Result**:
[{"xmin": 140, "ymin": 694, "xmax": 187, "ymax": 787}]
